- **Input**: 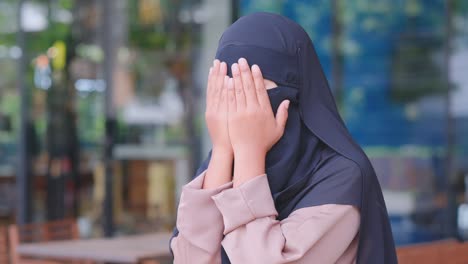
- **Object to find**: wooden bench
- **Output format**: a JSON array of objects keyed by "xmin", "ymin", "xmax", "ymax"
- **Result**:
[
  {"xmin": 9, "ymin": 219, "xmax": 79, "ymax": 264},
  {"xmin": 0, "ymin": 226, "xmax": 10, "ymax": 263},
  {"xmin": 397, "ymin": 239, "xmax": 468, "ymax": 264}
]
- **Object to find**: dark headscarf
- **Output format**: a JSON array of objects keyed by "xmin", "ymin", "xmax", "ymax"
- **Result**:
[{"xmin": 172, "ymin": 12, "xmax": 397, "ymax": 264}]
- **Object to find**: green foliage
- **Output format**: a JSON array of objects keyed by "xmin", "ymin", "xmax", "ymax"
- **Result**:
[
  {"xmin": 76, "ymin": 44, "xmax": 103, "ymax": 63},
  {"xmin": 26, "ymin": 22, "xmax": 71, "ymax": 54},
  {"xmin": 128, "ymin": 0, "xmax": 169, "ymax": 50},
  {"xmin": 0, "ymin": 92, "xmax": 19, "ymax": 142},
  {"xmin": 129, "ymin": 29, "xmax": 169, "ymax": 50},
  {"xmin": 454, "ymin": 0, "xmax": 468, "ymax": 14},
  {"xmin": 58, "ymin": 0, "xmax": 73, "ymax": 10},
  {"xmin": 242, "ymin": 0, "xmax": 284, "ymax": 14},
  {"xmin": 77, "ymin": 93, "xmax": 105, "ymax": 143},
  {"xmin": 391, "ymin": 35, "xmax": 448, "ymax": 102}
]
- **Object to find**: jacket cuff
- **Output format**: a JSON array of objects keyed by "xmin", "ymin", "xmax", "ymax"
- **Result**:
[
  {"xmin": 176, "ymin": 171, "xmax": 233, "ymax": 250},
  {"xmin": 212, "ymin": 174, "xmax": 278, "ymax": 235},
  {"xmin": 183, "ymin": 170, "xmax": 233, "ymax": 192}
]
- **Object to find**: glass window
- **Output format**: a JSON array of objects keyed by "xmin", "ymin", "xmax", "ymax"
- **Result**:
[{"xmin": 241, "ymin": 0, "xmax": 468, "ymax": 245}]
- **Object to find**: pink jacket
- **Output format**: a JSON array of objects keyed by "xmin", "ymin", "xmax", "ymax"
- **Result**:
[{"xmin": 171, "ymin": 171, "xmax": 360, "ymax": 263}]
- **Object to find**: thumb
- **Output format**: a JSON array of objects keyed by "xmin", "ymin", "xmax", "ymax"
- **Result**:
[{"xmin": 275, "ymin": 100, "xmax": 290, "ymax": 134}]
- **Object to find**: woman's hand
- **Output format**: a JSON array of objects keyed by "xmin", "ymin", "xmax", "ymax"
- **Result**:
[
  {"xmin": 203, "ymin": 60, "xmax": 233, "ymax": 189},
  {"xmin": 206, "ymin": 60, "xmax": 231, "ymax": 153},
  {"xmin": 228, "ymin": 58, "xmax": 290, "ymax": 187}
]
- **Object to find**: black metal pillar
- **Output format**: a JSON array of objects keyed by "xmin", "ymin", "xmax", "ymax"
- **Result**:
[
  {"xmin": 231, "ymin": 0, "xmax": 239, "ymax": 23},
  {"xmin": 101, "ymin": 0, "xmax": 116, "ymax": 237},
  {"xmin": 444, "ymin": 0, "xmax": 457, "ymax": 238},
  {"xmin": 331, "ymin": 0, "xmax": 344, "ymax": 107},
  {"xmin": 16, "ymin": 0, "xmax": 32, "ymax": 225}
]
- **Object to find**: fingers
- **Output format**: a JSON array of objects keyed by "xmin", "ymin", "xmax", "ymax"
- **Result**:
[
  {"xmin": 214, "ymin": 61, "xmax": 227, "ymax": 109},
  {"xmin": 220, "ymin": 75, "xmax": 229, "ymax": 111},
  {"xmin": 251, "ymin": 64, "xmax": 270, "ymax": 109},
  {"xmin": 207, "ymin": 60, "xmax": 219, "ymax": 111},
  {"xmin": 211, "ymin": 60, "xmax": 220, "ymax": 88},
  {"xmin": 238, "ymin": 58, "xmax": 258, "ymax": 107},
  {"xmin": 206, "ymin": 63, "xmax": 214, "ymax": 108},
  {"xmin": 207, "ymin": 60, "xmax": 226, "ymax": 111},
  {"xmin": 227, "ymin": 77, "xmax": 236, "ymax": 112},
  {"xmin": 219, "ymin": 61, "xmax": 227, "ymax": 77},
  {"xmin": 231, "ymin": 63, "xmax": 246, "ymax": 110},
  {"xmin": 275, "ymin": 100, "xmax": 290, "ymax": 135}
]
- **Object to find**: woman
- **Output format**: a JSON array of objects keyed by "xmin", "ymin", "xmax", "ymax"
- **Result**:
[{"xmin": 170, "ymin": 12, "xmax": 397, "ymax": 264}]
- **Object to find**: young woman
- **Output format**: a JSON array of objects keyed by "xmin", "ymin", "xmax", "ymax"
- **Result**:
[{"xmin": 170, "ymin": 12, "xmax": 397, "ymax": 264}]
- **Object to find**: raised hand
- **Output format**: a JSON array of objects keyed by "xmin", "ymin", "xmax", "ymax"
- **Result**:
[
  {"xmin": 227, "ymin": 58, "xmax": 290, "ymax": 187},
  {"xmin": 203, "ymin": 60, "xmax": 233, "ymax": 189},
  {"xmin": 206, "ymin": 60, "xmax": 231, "ymax": 153}
]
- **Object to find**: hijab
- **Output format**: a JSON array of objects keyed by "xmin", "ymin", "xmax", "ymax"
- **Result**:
[{"xmin": 172, "ymin": 12, "xmax": 397, "ymax": 264}]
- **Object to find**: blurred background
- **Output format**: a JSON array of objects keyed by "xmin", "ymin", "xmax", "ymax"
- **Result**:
[{"xmin": 1, "ymin": 0, "xmax": 468, "ymax": 258}]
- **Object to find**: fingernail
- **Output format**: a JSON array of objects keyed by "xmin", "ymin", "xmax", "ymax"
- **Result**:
[
  {"xmin": 238, "ymin": 58, "xmax": 248, "ymax": 70},
  {"xmin": 285, "ymin": 100, "xmax": 290, "ymax": 109},
  {"xmin": 252, "ymin": 64, "xmax": 260, "ymax": 74},
  {"xmin": 232, "ymin": 63, "xmax": 239, "ymax": 75},
  {"xmin": 213, "ymin": 59, "xmax": 219, "ymax": 66}
]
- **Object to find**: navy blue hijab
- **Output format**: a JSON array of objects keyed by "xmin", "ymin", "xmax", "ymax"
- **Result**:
[{"xmin": 172, "ymin": 12, "xmax": 397, "ymax": 264}]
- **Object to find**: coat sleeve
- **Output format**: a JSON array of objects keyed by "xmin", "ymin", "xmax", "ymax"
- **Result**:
[
  {"xmin": 170, "ymin": 170, "xmax": 233, "ymax": 264},
  {"xmin": 211, "ymin": 174, "xmax": 360, "ymax": 264}
]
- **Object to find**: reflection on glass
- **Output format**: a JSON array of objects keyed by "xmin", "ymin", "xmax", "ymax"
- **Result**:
[{"xmin": 240, "ymin": 0, "xmax": 468, "ymax": 245}]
